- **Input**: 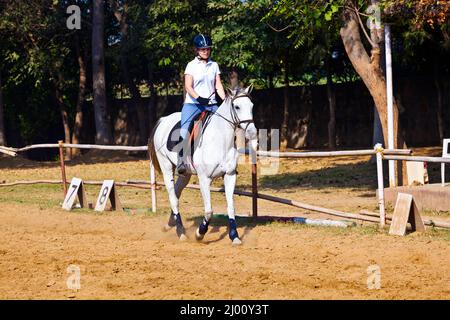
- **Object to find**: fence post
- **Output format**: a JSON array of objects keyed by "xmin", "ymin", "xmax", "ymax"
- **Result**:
[
  {"xmin": 150, "ymin": 161, "xmax": 157, "ymax": 213},
  {"xmin": 58, "ymin": 140, "xmax": 68, "ymax": 196},
  {"xmin": 375, "ymin": 144, "xmax": 386, "ymax": 227}
]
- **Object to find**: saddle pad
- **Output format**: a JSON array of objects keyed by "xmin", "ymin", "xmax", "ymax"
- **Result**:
[
  {"xmin": 166, "ymin": 111, "xmax": 212, "ymax": 152},
  {"xmin": 166, "ymin": 121, "xmax": 181, "ymax": 151}
]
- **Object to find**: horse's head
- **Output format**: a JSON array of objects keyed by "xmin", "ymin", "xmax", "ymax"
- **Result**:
[{"xmin": 225, "ymin": 85, "xmax": 258, "ymax": 141}]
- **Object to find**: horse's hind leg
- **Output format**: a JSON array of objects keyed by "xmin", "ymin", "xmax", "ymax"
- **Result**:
[
  {"xmin": 160, "ymin": 159, "xmax": 187, "ymax": 241},
  {"xmin": 195, "ymin": 175, "xmax": 213, "ymax": 241}
]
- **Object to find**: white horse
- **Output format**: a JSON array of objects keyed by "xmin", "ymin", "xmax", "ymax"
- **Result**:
[{"xmin": 148, "ymin": 86, "xmax": 257, "ymax": 245}]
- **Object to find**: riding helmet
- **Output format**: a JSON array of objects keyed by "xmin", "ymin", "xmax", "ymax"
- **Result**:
[{"xmin": 193, "ymin": 34, "xmax": 212, "ymax": 49}]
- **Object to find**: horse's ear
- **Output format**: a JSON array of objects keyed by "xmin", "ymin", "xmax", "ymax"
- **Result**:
[
  {"xmin": 244, "ymin": 84, "xmax": 254, "ymax": 95},
  {"xmin": 225, "ymin": 86, "xmax": 235, "ymax": 97}
]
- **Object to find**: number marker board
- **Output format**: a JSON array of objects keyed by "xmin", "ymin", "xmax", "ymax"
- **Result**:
[
  {"xmin": 389, "ymin": 193, "xmax": 425, "ymax": 236},
  {"xmin": 62, "ymin": 177, "xmax": 88, "ymax": 210},
  {"xmin": 95, "ymin": 180, "xmax": 123, "ymax": 212}
]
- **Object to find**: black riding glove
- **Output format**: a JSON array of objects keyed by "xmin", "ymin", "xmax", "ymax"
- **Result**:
[
  {"xmin": 196, "ymin": 96, "xmax": 210, "ymax": 105},
  {"xmin": 215, "ymin": 93, "xmax": 224, "ymax": 106}
]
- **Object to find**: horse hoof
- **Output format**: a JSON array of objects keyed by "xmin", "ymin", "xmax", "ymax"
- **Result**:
[
  {"xmin": 195, "ymin": 228, "xmax": 205, "ymax": 241},
  {"xmin": 162, "ymin": 224, "xmax": 172, "ymax": 232},
  {"xmin": 232, "ymin": 237, "xmax": 242, "ymax": 246},
  {"xmin": 179, "ymin": 234, "xmax": 188, "ymax": 241}
]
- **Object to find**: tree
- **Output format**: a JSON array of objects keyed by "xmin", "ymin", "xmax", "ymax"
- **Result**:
[{"xmin": 92, "ymin": 0, "xmax": 114, "ymax": 144}]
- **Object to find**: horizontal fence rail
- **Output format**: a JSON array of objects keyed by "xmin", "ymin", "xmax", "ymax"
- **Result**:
[
  {"xmin": 0, "ymin": 180, "xmax": 160, "ymax": 190},
  {"xmin": 0, "ymin": 143, "xmax": 148, "ymax": 156},
  {"xmin": 238, "ymin": 148, "xmax": 412, "ymax": 158},
  {"xmin": 383, "ymin": 155, "xmax": 450, "ymax": 163}
]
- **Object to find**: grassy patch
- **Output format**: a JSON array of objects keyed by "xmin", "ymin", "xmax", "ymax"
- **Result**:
[{"xmin": 0, "ymin": 184, "xmax": 63, "ymax": 208}]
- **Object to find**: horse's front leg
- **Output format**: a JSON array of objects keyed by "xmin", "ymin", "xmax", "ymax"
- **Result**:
[
  {"xmin": 224, "ymin": 172, "xmax": 241, "ymax": 245},
  {"xmin": 195, "ymin": 175, "xmax": 213, "ymax": 241}
]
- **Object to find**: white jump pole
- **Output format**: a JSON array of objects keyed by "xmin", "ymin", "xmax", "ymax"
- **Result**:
[
  {"xmin": 375, "ymin": 144, "xmax": 386, "ymax": 227},
  {"xmin": 385, "ymin": 24, "xmax": 396, "ymax": 187},
  {"xmin": 150, "ymin": 162, "xmax": 157, "ymax": 213}
]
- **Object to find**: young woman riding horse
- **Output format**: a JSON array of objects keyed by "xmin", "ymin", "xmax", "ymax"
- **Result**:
[
  {"xmin": 177, "ymin": 34, "xmax": 226, "ymax": 175},
  {"xmin": 149, "ymin": 34, "xmax": 257, "ymax": 245}
]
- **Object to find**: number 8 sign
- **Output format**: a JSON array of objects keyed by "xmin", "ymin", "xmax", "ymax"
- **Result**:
[{"xmin": 95, "ymin": 180, "xmax": 122, "ymax": 212}]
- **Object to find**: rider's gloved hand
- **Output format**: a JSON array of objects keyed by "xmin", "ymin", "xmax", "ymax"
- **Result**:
[{"xmin": 196, "ymin": 96, "xmax": 210, "ymax": 105}]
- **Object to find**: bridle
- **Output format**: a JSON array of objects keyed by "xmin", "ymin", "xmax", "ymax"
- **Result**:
[{"xmin": 214, "ymin": 93, "xmax": 254, "ymax": 131}]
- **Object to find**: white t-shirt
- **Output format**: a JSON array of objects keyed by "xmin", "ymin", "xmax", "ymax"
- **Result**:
[{"xmin": 184, "ymin": 57, "xmax": 221, "ymax": 104}]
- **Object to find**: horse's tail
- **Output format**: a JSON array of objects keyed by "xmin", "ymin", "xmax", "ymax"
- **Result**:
[{"xmin": 148, "ymin": 120, "xmax": 162, "ymax": 174}]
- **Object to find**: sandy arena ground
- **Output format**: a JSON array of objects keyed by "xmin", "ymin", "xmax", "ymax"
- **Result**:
[{"xmin": 0, "ymin": 148, "xmax": 449, "ymax": 299}]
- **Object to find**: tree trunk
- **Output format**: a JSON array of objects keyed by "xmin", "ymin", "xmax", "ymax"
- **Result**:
[
  {"xmin": 374, "ymin": 14, "xmax": 386, "ymax": 148},
  {"xmin": 92, "ymin": 0, "xmax": 114, "ymax": 145},
  {"xmin": 71, "ymin": 34, "xmax": 87, "ymax": 157},
  {"xmin": 326, "ymin": 64, "xmax": 336, "ymax": 150},
  {"xmin": 340, "ymin": 8, "xmax": 407, "ymax": 185},
  {"xmin": 0, "ymin": 71, "xmax": 6, "ymax": 146},
  {"xmin": 147, "ymin": 64, "xmax": 158, "ymax": 135},
  {"xmin": 110, "ymin": 0, "xmax": 147, "ymax": 145},
  {"xmin": 434, "ymin": 59, "xmax": 444, "ymax": 141},
  {"xmin": 54, "ymin": 80, "xmax": 71, "ymax": 160},
  {"xmin": 372, "ymin": 106, "xmax": 384, "ymax": 146},
  {"xmin": 281, "ymin": 51, "xmax": 290, "ymax": 150},
  {"xmin": 370, "ymin": 20, "xmax": 386, "ymax": 163}
]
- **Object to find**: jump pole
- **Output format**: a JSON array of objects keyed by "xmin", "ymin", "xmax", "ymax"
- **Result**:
[{"xmin": 58, "ymin": 140, "xmax": 68, "ymax": 196}]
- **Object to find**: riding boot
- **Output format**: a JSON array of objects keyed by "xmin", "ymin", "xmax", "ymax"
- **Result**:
[{"xmin": 176, "ymin": 137, "xmax": 189, "ymax": 175}]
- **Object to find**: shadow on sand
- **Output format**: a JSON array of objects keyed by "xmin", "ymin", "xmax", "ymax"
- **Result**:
[{"xmin": 258, "ymin": 161, "xmax": 379, "ymax": 191}]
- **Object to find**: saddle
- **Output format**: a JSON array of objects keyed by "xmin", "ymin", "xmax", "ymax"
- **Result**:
[{"xmin": 166, "ymin": 110, "xmax": 213, "ymax": 154}]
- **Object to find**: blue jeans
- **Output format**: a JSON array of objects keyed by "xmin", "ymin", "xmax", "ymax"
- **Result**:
[{"xmin": 180, "ymin": 103, "xmax": 219, "ymax": 140}]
